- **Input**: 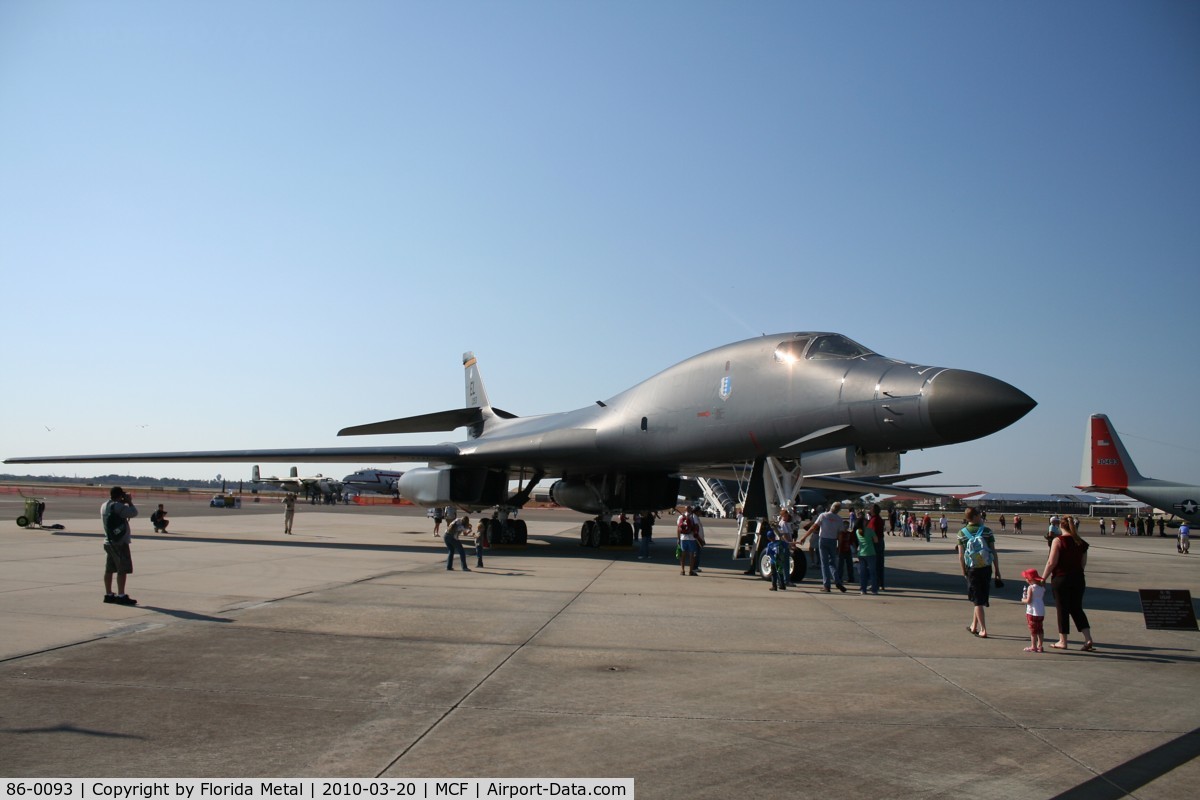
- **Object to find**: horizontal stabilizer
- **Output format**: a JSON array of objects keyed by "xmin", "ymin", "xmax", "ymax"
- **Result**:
[
  {"xmin": 801, "ymin": 474, "xmax": 945, "ymax": 499},
  {"xmin": 338, "ymin": 408, "xmax": 484, "ymax": 437},
  {"xmin": 869, "ymin": 471, "xmax": 942, "ymax": 485}
]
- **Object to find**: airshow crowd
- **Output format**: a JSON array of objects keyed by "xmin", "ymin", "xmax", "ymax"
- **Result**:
[{"xmin": 94, "ymin": 484, "xmax": 1191, "ymax": 652}]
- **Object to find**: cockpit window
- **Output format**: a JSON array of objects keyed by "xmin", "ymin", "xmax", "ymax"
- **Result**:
[
  {"xmin": 805, "ymin": 334, "xmax": 875, "ymax": 360},
  {"xmin": 773, "ymin": 337, "xmax": 811, "ymax": 364}
]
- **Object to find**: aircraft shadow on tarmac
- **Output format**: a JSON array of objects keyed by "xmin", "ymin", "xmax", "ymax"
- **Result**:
[
  {"xmin": 1, "ymin": 723, "xmax": 147, "ymax": 742},
  {"xmin": 1053, "ymin": 726, "xmax": 1200, "ymax": 800},
  {"xmin": 138, "ymin": 606, "xmax": 235, "ymax": 624}
]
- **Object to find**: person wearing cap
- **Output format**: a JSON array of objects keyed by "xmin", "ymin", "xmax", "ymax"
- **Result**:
[
  {"xmin": 1046, "ymin": 515, "xmax": 1061, "ymax": 549},
  {"xmin": 101, "ymin": 486, "xmax": 139, "ymax": 606},
  {"xmin": 282, "ymin": 491, "xmax": 297, "ymax": 534},
  {"xmin": 1020, "ymin": 568, "xmax": 1046, "ymax": 653},
  {"xmin": 772, "ymin": 509, "xmax": 794, "ymax": 589}
]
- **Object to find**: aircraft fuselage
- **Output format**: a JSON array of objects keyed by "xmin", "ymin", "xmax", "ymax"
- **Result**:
[{"xmin": 453, "ymin": 333, "xmax": 1032, "ymax": 474}]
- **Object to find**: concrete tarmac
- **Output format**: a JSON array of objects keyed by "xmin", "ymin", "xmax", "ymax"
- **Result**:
[{"xmin": 1, "ymin": 494, "xmax": 1198, "ymax": 798}]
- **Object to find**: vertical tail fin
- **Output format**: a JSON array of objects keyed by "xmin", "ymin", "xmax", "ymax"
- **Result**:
[
  {"xmin": 1080, "ymin": 414, "xmax": 1145, "ymax": 491},
  {"xmin": 463, "ymin": 351, "xmax": 508, "ymax": 440},
  {"xmin": 252, "ymin": 465, "xmax": 261, "ymax": 483},
  {"xmin": 463, "ymin": 352, "xmax": 490, "ymax": 409}
]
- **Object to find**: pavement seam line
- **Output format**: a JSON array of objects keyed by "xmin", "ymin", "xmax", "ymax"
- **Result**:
[
  {"xmin": 805, "ymin": 592, "xmax": 1138, "ymax": 796},
  {"xmin": 371, "ymin": 559, "xmax": 619, "ymax": 778}
]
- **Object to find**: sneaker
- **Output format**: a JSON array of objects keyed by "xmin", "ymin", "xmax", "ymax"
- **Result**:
[
  {"xmin": 770, "ymin": 586, "xmax": 778, "ymax": 591},
  {"xmin": 115, "ymin": 595, "xmax": 137, "ymax": 606},
  {"xmin": 820, "ymin": 587, "xmax": 831, "ymax": 593},
  {"xmin": 836, "ymin": 584, "xmax": 847, "ymax": 593},
  {"xmin": 103, "ymin": 594, "xmax": 116, "ymax": 604}
]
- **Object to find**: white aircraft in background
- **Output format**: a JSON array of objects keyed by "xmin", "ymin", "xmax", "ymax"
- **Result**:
[
  {"xmin": 251, "ymin": 465, "xmax": 343, "ymax": 497},
  {"xmin": 341, "ymin": 468, "xmax": 404, "ymax": 496},
  {"xmin": 1077, "ymin": 413, "xmax": 1199, "ymax": 525}
]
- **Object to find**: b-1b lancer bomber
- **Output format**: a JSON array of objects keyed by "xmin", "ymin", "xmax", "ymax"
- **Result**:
[{"xmin": 6, "ymin": 333, "xmax": 1035, "ymax": 545}]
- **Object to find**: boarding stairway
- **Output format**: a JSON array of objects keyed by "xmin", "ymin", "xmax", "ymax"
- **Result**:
[{"xmin": 696, "ymin": 477, "xmax": 736, "ymax": 518}]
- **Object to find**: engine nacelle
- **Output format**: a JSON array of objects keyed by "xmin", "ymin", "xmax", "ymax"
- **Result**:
[
  {"xmin": 548, "ymin": 481, "xmax": 602, "ymax": 515},
  {"xmin": 549, "ymin": 473, "xmax": 680, "ymax": 515},
  {"xmin": 397, "ymin": 466, "xmax": 508, "ymax": 507},
  {"xmin": 800, "ymin": 447, "xmax": 900, "ymax": 478}
]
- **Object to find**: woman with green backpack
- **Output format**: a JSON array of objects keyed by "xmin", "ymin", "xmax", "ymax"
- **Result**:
[{"xmin": 957, "ymin": 507, "xmax": 1003, "ymax": 638}]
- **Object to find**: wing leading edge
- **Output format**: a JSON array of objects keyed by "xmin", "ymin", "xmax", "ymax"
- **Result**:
[{"xmin": 5, "ymin": 445, "xmax": 461, "ymax": 466}]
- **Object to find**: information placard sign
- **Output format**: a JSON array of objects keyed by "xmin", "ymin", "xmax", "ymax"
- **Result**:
[{"xmin": 1138, "ymin": 589, "xmax": 1199, "ymax": 630}]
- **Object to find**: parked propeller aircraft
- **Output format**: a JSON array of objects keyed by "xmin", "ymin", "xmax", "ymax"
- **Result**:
[
  {"xmin": 341, "ymin": 468, "xmax": 404, "ymax": 496},
  {"xmin": 6, "ymin": 332, "xmax": 1035, "ymax": 545},
  {"xmin": 1077, "ymin": 413, "xmax": 1199, "ymax": 525},
  {"xmin": 251, "ymin": 465, "xmax": 342, "ymax": 497}
]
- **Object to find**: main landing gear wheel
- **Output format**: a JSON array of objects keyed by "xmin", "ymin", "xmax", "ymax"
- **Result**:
[
  {"xmin": 758, "ymin": 552, "xmax": 807, "ymax": 583},
  {"xmin": 615, "ymin": 520, "xmax": 634, "ymax": 546},
  {"xmin": 757, "ymin": 551, "xmax": 773, "ymax": 580},
  {"xmin": 484, "ymin": 517, "xmax": 528, "ymax": 545},
  {"xmin": 580, "ymin": 520, "xmax": 596, "ymax": 547}
]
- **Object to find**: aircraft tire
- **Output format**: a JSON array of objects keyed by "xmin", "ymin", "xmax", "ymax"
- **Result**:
[
  {"xmin": 595, "ymin": 520, "xmax": 611, "ymax": 547},
  {"xmin": 513, "ymin": 519, "xmax": 528, "ymax": 544},
  {"xmin": 16, "ymin": 515, "xmax": 29, "ymax": 528},
  {"xmin": 581, "ymin": 520, "xmax": 595, "ymax": 547},
  {"xmin": 757, "ymin": 551, "xmax": 773, "ymax": 580},
  {"xmin": 616, "ymin": 521, "xmax": 634, "ymax": 546},
  {"xmin": 790, "ymin": 555, "xmax": 807, "ymax": 583}
]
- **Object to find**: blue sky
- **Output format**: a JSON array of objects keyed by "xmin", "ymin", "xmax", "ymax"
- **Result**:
[{"xmin": 1, "ymin": 1, "xmax": 1197, "ymax": 493}]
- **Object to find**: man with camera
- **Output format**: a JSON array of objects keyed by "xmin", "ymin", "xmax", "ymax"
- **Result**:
[{"xmin": 102, "ymin": 486, "xmax": 139, "ymax": 605}]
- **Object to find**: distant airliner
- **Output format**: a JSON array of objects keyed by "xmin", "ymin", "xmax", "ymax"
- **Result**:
[
  {"xmin": 6, "ymin": 332, "xmax": 1036, "ymax": 544},
  {"xmin": 1077, "ymin": 413, "xmax": 1199, "ymax": 525}
]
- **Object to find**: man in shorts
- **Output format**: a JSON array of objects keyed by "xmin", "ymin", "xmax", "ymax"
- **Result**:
[{"xmin": 102, "ymin": 486, "xmax": 139, "ymax": 605}]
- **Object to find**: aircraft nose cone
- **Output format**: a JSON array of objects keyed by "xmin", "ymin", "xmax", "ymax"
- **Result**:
[{"xmin": 926, "ymin": 369, "xmax": 1036, "ymax": 444}]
